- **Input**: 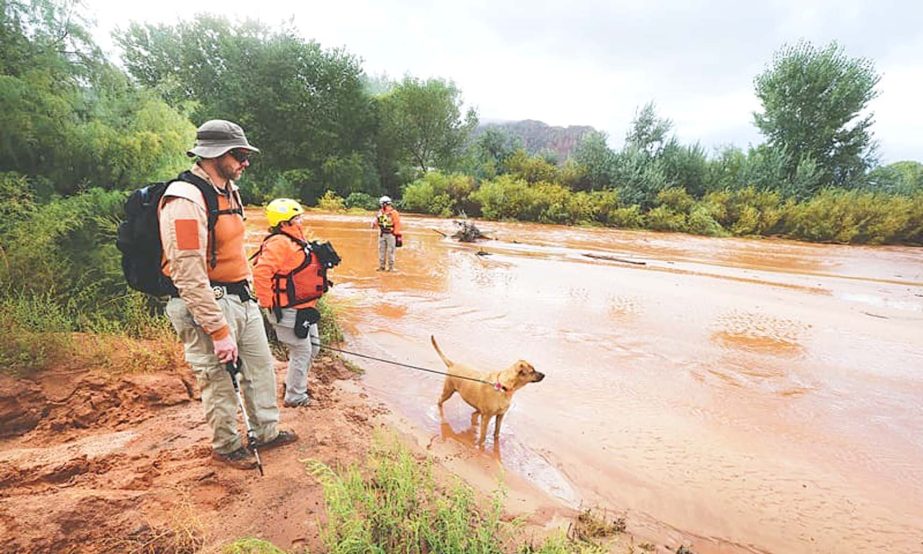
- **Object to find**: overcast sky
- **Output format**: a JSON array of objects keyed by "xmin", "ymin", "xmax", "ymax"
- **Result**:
[{"xmin": 83, "ymin": 0, "xmax": 922, "ymax": 164}]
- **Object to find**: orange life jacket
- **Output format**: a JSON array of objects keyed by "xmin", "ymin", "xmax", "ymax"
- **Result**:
[{"xmin": 253, "ymin": 232, "xmax": 328, "ymax": 311}]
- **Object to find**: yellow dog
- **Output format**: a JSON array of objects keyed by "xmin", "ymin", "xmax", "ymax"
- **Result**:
[{"xmin": 432, "ymin": 335, "xmax": 545, "ymax": 446}]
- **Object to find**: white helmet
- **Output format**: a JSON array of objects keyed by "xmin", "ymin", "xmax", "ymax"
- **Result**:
[{"xmin": 379, "ymin": 195, "xmax": 392, "ymax": 206}]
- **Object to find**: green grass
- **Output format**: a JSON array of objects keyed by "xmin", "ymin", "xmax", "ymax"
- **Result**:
[
  {"xmin": 222, "ymin": 538, "xmax": 288, "ymax": 554},
  {"xmin": 0, "ymin": 292, "xmax": 73, "ymax": 375},
  {"xmin": 304, "ymin": 435, "xmax": 611, "ymax": 553}
]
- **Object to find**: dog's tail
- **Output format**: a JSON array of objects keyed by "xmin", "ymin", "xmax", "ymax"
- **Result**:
[{"xmin": 430, "ymin": 335, "xmax": 453, "ymax": 368}]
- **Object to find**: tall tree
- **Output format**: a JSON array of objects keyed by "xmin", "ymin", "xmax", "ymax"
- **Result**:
[
  {"xmin": 0, "ymin": 0, "xmax": 191, "ymax": 193},
  {"xmin": 117, "ymin": 16, "xmax": 377, "ymax": 200},
  {"xmin": 465, "ymin": 127, "xmax": 521, "ymax": 179},
  {"xmin": 753, "ymin": 41, "xmax": 880, "ymax": 190},
  {"xmin": 377, "ymin": 77, "xmax": 477, "ymax": 176},
  {"xmin": 573, "ymin": 130, "xmax": 615, "ymax": 190},
  {"xmin": 625, "ymin": 102, "xmax": 673, "ymax": 158}
]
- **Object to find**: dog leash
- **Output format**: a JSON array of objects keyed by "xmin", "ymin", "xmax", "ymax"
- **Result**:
[{"xmin": 309, "ymin": 340, "xmax": 501, "ymax": 388}]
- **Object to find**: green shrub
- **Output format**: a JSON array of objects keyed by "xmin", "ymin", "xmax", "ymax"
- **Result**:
[
  {"xmin": 267, "ymin": 174, "xmax": 298, "ymax": 202},
  {"xmin": 402, "ymin": 171, "xmax": 475, "ymax": 216},
  {"xmin": 0, "ymin": 187, "xmax": 177, "ymax": 340},
  {"xmin": 899, "ymin": 192, "xmax": 923, "ymax": 244},
  {"xmin": 505, "ymin": 149, "xmax": 559, "ymax": 184},
  {"xmin": 533, "ymin": 182, "xmax": 573, "ymax": 224},
  {"xmin": 307, "ymin": 438, "xmax": 508, "ymax": 554},
  {"xmin": 0, "ymin": 293, "xmax": 73, "ymax": 375},
  {"xmin": 703, "ymin": 186, "xmax": 783, "ymax": 236},
  {"xmin": 0, "ymin": 172, "xmax": 37, "ymax": 236},
  {"xmin": 656, "ymin": 187, "xmax": 695, "ymax": 214},
  {"xmin": 686, "ymin": 206, "xmax": 726, "ymax": 236},
  {"xmin": 317, "ymin": 190, "xmax": 346, "ymax": 212},
  {"xmin": 470, "ymin": 175, "xmax": 533, "ymax": 221},
  {"xmin": 605, "ymin": 205, "xmax": 645, "ymax": 228},
  {"xmin": 317, "ymin": 297, "xmax": 344, "ymax": 345},
  {"xmin": 345, "ymin": 192, "xmax": 379, "ymax": 210},
  {"xmin": 645, "ymin": 206, "xmax": 686, "ymax": 232},
  {"xmin": 565, "ymin": 191, "xmax": 600, "ymax": 224},
  {"xmin": 778, "ymin": 188, "xmax": 923, "ymax": 244}
]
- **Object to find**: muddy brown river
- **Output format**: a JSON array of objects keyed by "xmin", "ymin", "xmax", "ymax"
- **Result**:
[{"xmin": 248, "ymin": 210, "xmax": 923, "ymax": 553}]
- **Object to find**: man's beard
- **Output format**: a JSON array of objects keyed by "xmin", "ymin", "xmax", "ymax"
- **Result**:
[{"xmin": 218, "ymin": 159, "xmax": 242, "ymax": 182}]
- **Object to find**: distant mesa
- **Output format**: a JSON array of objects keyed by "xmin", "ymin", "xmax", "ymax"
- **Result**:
[{"xmin": 474, "ymin": 119, "xmax": 597, "ymax": 160}]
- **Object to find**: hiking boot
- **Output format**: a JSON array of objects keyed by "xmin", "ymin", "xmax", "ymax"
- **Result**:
[
  {"xmin": 256, "ymin": 429, "xmax": 298, "ymax": 450},
  {"xmin": 212, "ymin": 447, "xmax": 257, "ymax": 470},
  {"xmin": 284, "ymin": 396, "xmax": 311, "ymax": 408}
]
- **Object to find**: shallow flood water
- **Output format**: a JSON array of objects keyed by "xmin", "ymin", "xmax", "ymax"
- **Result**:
[{"xmin": 248, "ymin": 210, "xmax": 923, "ymax": 553}]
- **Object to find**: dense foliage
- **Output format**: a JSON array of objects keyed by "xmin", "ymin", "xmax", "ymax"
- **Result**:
[
  {"xmin": 116, "ymin": 15, "xmax": 378, "ymax": 203},
  {"xmin": 1, "ymin": 0, "xmax": 921, "ymax": 370},
  {"xmin": 754, "ymin": 41, "xmax": 880, "ymax": 192}
]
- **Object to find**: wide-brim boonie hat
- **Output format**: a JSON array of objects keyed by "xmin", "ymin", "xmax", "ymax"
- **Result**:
[{"xmin": 187, "ymin": 119, "xmax": 260, "ymax": 158}]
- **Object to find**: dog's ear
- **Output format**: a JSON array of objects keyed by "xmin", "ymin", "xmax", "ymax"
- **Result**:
[{"xmin": 516, "ymin": 361, "xmax": 533, "ymax": 373}]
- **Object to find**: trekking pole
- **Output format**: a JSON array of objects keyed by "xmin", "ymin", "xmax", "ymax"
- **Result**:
[{"xmin": 225, "ymin": 360, "xmax": 264, "ymax": 476}]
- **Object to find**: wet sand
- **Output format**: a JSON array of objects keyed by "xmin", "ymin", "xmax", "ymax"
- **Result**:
[{"xmin": 249, "ymin": 211, "xmax": 923, "ymax": 553}]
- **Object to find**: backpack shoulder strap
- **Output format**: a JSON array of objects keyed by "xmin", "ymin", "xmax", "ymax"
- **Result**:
[
  {"xmin": 176, "ymin": 171, "xmax": 223, "ymax": 268},
  {"xmin": 248, "ymin": 231, "xmax": 308, "ymax": 262},
  {"xmin": 277, "ymin": 232, "xmax": 309, "ymax": 249},
  {"xmin": 249, "ymin": 232, "xmax": 275, "ymax": 263}
]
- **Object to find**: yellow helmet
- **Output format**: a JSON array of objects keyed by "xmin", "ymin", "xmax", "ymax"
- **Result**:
[{"xmin": 265, "ymin": 198, "xmax": 305, "ymax": 227}]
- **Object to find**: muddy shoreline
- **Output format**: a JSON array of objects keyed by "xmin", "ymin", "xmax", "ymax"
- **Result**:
[{"xmin": 0, "ymin": 346, "xmax": 711, "ymax": 553}]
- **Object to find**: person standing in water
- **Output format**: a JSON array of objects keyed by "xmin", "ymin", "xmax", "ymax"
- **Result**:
[{"xmin": 373, "ymin": 195, "xmax": 402, "ymax": 271}]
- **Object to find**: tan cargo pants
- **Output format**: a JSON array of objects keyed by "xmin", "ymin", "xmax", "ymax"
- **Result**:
[
  {"xmin": 378, "ymin": 232, "xmax": 396, "ymax": 270},
  {"xmin": 166, "ymin": 294, "xmax": 279, "ymax": 454}
]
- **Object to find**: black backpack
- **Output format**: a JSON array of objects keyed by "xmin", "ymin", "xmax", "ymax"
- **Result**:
[{"xmin": 116, "ymin": 170, "xmax": 241, "ymax": 296}]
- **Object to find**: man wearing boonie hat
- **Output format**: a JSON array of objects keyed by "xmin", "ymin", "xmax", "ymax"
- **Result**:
[{"xmin": 159, "ymin": 119, "xmax": 298, "ymax": 469}]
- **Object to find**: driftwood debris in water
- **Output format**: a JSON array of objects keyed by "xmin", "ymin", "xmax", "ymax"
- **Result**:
[
  {"xmin": 582, "ymin": 253, "xmax": 647, "ymax": 266},
  {"xmin": 430, "ymin": 228, "xmax": 448, "ymax": 237},
  {"xmin": 451, "ymin": 220, "xmax": 492, "ymax": 242}
]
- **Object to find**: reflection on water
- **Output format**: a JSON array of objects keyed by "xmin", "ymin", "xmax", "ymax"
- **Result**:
[
  {"xmin": 248, "ymin": 209, "xmax": 923, "ymax": 554},
  {"xmin": 434, "ymin": 410, "xmax": 582, "ymax": 508}
]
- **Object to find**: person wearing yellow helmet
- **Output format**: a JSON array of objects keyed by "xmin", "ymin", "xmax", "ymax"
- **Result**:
[
  {"xmin": 252, "ymin": 198, "xmax": 323, "ymax": 407},
  {"xmin": 264, "ymin": 198, "xmax": 305, "ymax": 228}
]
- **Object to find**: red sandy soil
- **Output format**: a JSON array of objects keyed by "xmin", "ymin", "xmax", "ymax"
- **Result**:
[
  {"xmin": 1, "ymin": 342, "xmax": 630, "ymax": 554},
  {"xmin": 0, "ymin": 343, "xmax": 394, "ymax": 554}
]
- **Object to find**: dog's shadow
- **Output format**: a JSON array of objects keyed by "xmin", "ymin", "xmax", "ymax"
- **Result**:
[{"xmin": 438, "ymin": 413, "xmax": 502, "ymax": 461}]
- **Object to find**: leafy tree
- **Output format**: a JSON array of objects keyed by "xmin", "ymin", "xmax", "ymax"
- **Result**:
[
  {"xmin": 376, "ymin": 77, "xmax": 478, "ymax": 176},
  {"xmin": 610, "ymin": 147, "xmax": 668, "ymax": 209},
  {"xmin": 865, "ymin": 161, "xmax": 923, "ymax": 195},
  {"xmin": 464, "ymin": 127, "xmax": 522, "ymax": 179},
  {"xmin": 117, "ymin": 16, "xmax": 377, "ymax": 198},
  {"xmin": 572, "ymin": 130, "xmax": 615, "ymax": 190},
  {"xmin": 660, "ymin": 141, "xmax": 709, "ymax": 198},
  {"xmin": 1, "ymin": 0, "xmax": 99, "ymax": 78},
  {"xmin": 0, "ymin": 0, "xmax": 191, "ymax": 193},
  {"xmin": 626, "ymin": 102, "xmax": 673, "ymax": 158},
  {"xmin": 753, "ymin": 41, "xmax": 880, "ymax": 190}
]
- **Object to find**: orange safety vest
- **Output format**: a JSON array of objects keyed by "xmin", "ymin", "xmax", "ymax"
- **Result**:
[
  {"xmin": 252, "ymin": 231, "xmax": 327, "ymax": 312},
  {"xmin": 376, "ymin": 206, "xmax": 402, "ymax": 235}
]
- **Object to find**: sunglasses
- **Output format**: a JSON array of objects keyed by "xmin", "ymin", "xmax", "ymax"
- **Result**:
[{"xmin": 227, "ymin": 149, "xmax": 253, "ymax": 163}]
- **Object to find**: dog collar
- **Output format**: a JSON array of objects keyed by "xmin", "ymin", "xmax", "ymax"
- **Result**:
[{"xmin": 493, "ymin": 382, "xmax": 510, "ymax": 394}]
